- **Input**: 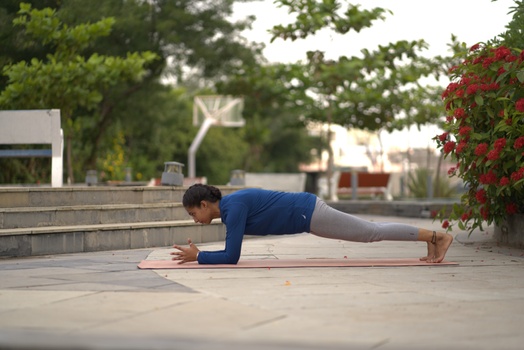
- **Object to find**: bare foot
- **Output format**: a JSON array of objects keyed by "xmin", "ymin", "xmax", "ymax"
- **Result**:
[
  {"xmin": 427, "ymin": 232, "xmax": 453, "ymax": 263},
  {"xmin": 419, "ymin": 241, "xmax": 436, "ymax": 261}
]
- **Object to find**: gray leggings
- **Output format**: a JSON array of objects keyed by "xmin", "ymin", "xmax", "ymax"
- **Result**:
[{"xmin": 309, "ymin": 198, "xmax": 418, "ymax": 242}]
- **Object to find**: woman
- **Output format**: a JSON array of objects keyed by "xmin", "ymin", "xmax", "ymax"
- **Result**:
[{"xmin": 171, "ymin": 184, "xmax": 453, "ymax": 264}]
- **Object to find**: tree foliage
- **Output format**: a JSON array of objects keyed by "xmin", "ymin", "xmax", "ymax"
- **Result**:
[
  {"xmin": 271, "ymin": 0, "xmax": 449, "ymax": 132},
  {"xmin": 0, "ymin": 3, "xmax": 157, "ymax": 183},
  {"xmin": 498, "ymin": 0, "xmax": 524, "ymax": 49},
  {"xmin": 271, "ymin": 0, "xmax": 390, "ymax": 40},
  {"xmin": 0, "ymin": 0, "xmax": 261, "ymax": 184}
]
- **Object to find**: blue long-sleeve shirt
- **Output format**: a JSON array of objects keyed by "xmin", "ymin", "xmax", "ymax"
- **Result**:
[{"xmin": 197, "ymin": 188, "xmax": 317, "ymax": 264}]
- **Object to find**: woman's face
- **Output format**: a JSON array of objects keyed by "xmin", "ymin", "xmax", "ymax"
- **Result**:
[{"xmin": 185, "ymin": 201, "xmax": 213, "ymax": 224}]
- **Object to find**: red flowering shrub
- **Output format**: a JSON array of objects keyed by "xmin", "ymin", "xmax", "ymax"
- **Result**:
[{"xmin": 436, "ymin": 43, "xmax": 524, "ymax": 233}]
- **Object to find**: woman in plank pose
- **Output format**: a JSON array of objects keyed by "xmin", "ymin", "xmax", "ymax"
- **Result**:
[{"xmin": 171, "ymin": 184, "xmax": 453, "ymax": 264}]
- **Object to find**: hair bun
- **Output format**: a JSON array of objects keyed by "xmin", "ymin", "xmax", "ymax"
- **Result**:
[{"xmin": 210, "ymin": 186, "xmax": 222, "ymax": 200}]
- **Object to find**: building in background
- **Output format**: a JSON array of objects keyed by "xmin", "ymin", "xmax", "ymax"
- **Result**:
[{"xmin": 300, "ymin": 123, "xmax": 459, "ymax": 198}]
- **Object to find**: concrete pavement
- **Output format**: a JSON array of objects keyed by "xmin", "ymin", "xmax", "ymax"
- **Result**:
[{"xmin": 1, "ymin": 214, "xmax": 523, "ymax": 350}]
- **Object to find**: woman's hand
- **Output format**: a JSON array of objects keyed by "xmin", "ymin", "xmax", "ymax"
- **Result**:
[{"xmin": 171, "ymin": 238, "xmax": 200, "ymax": 264}]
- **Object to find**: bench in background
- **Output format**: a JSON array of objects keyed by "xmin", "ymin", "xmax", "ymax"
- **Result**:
[
  {"xmin": 0, "ymin": 109, "xmax": 63, "ymax": 187},
  {"xmin": 336, "ymin": 171, "xmax": 391, "ymax": 200}
]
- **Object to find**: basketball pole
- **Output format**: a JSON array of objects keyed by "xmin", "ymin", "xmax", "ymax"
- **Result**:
[{"xmin": 188, "ymin": 117, "xmax": 213, "ymax": 179}]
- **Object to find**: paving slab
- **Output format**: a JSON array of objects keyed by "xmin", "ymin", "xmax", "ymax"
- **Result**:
[{"xmin": 0, "ymin": 214, "xmax": 523, "ymax": 350}]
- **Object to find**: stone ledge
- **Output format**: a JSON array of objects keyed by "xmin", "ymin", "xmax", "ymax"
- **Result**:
[{"xmin": 327, "ymin": 199, "xmax": 457, "ymax": 218}]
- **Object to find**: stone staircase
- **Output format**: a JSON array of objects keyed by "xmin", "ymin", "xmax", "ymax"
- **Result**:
[{"xmin": 0, "ymin": 186, "xmax": 240, "ymax": 258}]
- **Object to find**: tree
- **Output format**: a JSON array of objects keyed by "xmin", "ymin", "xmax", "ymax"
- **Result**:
[
  {"xmin": 0, "ymin": 3, "xmax": 157, "ymax": 183},
  {"xmin": 269, "ymin": 0, "xmax": 451, "ymax": 197}
]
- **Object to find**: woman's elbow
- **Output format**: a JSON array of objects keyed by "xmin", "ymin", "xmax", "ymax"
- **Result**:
[{"xmin": 224, "ymin": 253, "xmax": 240, "ymax": 264}]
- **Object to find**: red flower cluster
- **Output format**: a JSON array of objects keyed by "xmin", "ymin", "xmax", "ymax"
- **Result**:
[
  {"xmin": 482, "ymin": 57, "xmax": 495, "ymax": 68},
  {"xmin": 494, "ymin": 46, "xmax": 512, "ymax": 60},
  {"xmin": 456, "ymin": 141, "xmax": 468, "ymax": 154},
  {"xmin": 494, "ymin": 138, "xmax": 506, "ymax": 150},
  {"xmin": 466, "ymin": 84, "xmax": 479, "ymax": 95},
  {"xmin": 474, "ymin": 143, "xmax": 488, "ymax": 156},
  {"xmin": 454, "ymin": 108, "xmax": 466, "ymax": 119},
  {"xmin": 511, "ymin": 168, "xmax": 524, "ymax": 182},
  {"xmin": 487, "ymin": 150, "xmax": 500, "ymax": 161},
  {"xmin": 458, "ymin": 126, "xmax": 472, "ymax": 137},
  {"xmin": 481, "ymin": 82, "xmax": 499, "ymax": 91},
  {"xmin": 479, "ymin": 170, "xmax": 497, "ymax": 185},
  {"xmin": 475, "ymin": 189, "xmax": 487, "ymax": 204},
  {"xmin": 461, "ymin": 211, "xmax": 471, "ymax": 221},
  {"xmin": 443, "ymin": 141, "xmax": 456, "ymax": 154},
  {"xmin": 499, "ymin": 176, "xmax": 510, "ymax": 186},
  {"xmin": 438, "ymin": 132, "xmax": 448, "ymax": 142},
  {"xmin": 516, "ymin": 98, "xmax": 524, "ymax": 113},
  {"xmin": 515, "ymin": 136, "xmax": 524, "ymax": 149}
]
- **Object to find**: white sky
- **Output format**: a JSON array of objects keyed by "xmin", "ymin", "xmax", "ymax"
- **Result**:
[{"xmin": 231, "ymin": 0, "xmax": 515, "ymax": 150}]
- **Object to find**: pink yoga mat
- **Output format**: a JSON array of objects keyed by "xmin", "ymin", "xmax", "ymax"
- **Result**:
[{"xmin": 138, "ymin": 258, "xmax": 458, "ymax": 269}]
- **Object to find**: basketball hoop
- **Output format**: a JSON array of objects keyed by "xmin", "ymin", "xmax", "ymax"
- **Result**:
[
  {"xmin": 188, "ymin": 95, "xmax": 245, "ymax": 178},
  {"xmin": 193, "ymin": 95, "xmax": 245, "ymax": 127}
]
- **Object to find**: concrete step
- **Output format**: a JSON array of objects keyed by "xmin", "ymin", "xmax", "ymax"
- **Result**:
[
  {"xmin": 0, "ymin": 203, "xmax": 190, "ymax": 229},
  {"xmin": 0, "ymin": 219, "xmax": 226, "ymax": 258},
  {"xmin": 0, "ymin": 186, "xmax": 241, "ymax": 208}
]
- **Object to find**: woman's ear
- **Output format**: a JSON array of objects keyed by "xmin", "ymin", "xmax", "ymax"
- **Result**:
[{"xmin": 200, "ymin": 200, "xmax": 208, "ymax": 209}]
